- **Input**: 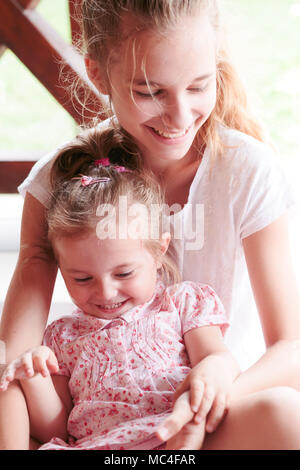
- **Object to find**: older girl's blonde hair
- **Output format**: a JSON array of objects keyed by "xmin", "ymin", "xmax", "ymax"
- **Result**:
[
  {"xmin": 72, "ymin": 0, "xmax": 266, "ymax": 162},
  {"xmin": 48, "ymin": 127, "xmax": 180, "ymax": 285}
]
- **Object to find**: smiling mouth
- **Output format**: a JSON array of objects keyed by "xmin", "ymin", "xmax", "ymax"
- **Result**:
[
  {"xmin": 96, "ymin": 300, "xmax": 127, "ymax": 310},
  {"xmin": 149, "ymin": 126, "xmax": 191, "ymax": 139}
]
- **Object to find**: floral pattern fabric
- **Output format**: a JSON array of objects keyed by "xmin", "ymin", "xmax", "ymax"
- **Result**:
[{"xmin": 39, "ymin": 281, "xmax": 228, "ymax": 450}]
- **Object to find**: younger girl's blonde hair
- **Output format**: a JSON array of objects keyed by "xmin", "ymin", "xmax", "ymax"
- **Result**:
[
  {"xmin": 72, "ymin": 0, "xmax": 266, "ymax": 162},
  {"xmin": 48, "ymin": 127, "xmax": 180, "ymax": 285}
]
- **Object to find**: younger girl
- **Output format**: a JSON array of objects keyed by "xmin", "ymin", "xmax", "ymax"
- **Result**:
[{"xmin": 0, "ymin": 130, "xmax": 239, "ymax": 450}]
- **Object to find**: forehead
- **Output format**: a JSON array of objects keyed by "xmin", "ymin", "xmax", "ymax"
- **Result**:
[
  {"xmin": 55, "ymin": 233, "xmax": 151, "ymax": 269},
  {"xmin": 113, "ymin": 14, "xmax": 217, "ymax": 84}
]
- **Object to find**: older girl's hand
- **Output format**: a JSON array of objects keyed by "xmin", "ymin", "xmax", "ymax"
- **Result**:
[
  {"xmin": 0, "ymin": 346, "xmax": 58, "ymax": 391},
  {"xmin": 156, "ymin": 391, "xmax": 206, "ymax": 450}
]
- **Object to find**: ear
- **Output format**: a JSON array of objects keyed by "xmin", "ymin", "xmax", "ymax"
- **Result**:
[
  {"xmin": 160, "ymin": 232, "xmax": 171, "ymax": 255},
  {"xmin": 156, "ymin": 232, "xmax": 171, "ymax": 269},
  {"xmin": 84, "ymin": 55, "xmax": 109, "ymax": 95}
]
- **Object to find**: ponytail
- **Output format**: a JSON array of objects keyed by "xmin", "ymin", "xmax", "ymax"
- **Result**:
[{"xmin": 50, "ymin": 126, "xmax": 142, "ymax": 187}]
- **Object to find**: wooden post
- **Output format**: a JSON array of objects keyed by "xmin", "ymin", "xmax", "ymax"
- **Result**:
[
  {"xmin": 0, "ymin": 0, "xmax": 106, "ymax": 192},
  {"xmin": 0, "ymin": 0, "xmax": 103, "ymax": 125}
]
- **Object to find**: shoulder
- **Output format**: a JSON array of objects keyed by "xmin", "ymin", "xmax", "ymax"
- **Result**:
[
  {"xmin": 217, "ymin": 126, "xmax": 277, "ymax": 173},
  {"xmin": 165, "ymin": 281, "xmax": 223, "ymax": 308},
  {"xmin": 44, "ymin": 312, "xmax": 83, "ymax": 345},
  {"xmin": 211, "ymin": 126, "xmax": 291, "ymax": 200},
  {"xmin": 18, "ymin": 117, "xmax": 115, "ymax": 204},
  {"xmin": 165, "ymin": 282, "xmax": 228, "ymax": 334}
]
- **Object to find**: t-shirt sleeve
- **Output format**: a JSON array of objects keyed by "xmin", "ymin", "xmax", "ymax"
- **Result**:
[
  {"xmin": 43, "ymin": 320, "xmax": 71, "ymax": 377},
  {"xmin": 18, "ymin": 150, "xmax": 58, "ymax": 208},
  {"xmin": 18, "ymin": 119, "xmax": 114, "ymax": 208},
  {"xmin": 238, "ymin": 142, "xmax": 295, "ymax": 239},
  {"xmin": 171, "ymin": 281, "xmax": 229, "ymax": 335}
]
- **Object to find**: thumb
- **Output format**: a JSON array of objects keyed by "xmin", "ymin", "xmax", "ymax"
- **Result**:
[
  {"xmin": 173, "ymin": 377, "xmax": 189, "ymax": 404},
  {"xmin": 46, "ymin": 351, "xmax": 59, "ymax": 373},
  {"xmin": 157, "ymin": 391, "xmax": 194, "ymax": 441}
]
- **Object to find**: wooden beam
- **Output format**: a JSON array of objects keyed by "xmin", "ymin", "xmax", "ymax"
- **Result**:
[
  {"xmin": 17, "ymin": 0, "xmax": 40, "ymax": 9},
  {"xmin": 0, "ymin": 0, "xmax": 40, "ymax": 57},
  {"xmin": 0, "ymin": 162, "xmax": 35, "ymax": 193},
  {"xmin": 0, "ymin": 0, "xmax": 103, "ymax": 125}
]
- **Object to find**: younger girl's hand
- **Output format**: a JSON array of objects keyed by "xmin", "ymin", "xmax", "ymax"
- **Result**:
[
  {"xmin": 0, "ymin": 346, "xmax": 59, "ymax": 392},
  {"xmin": 173, "ymin": 362, "xmax": 230, "ymax": 433},
  {"xmin": 169, "ymin": 353, "xmax": 239, "ymax": 436}
]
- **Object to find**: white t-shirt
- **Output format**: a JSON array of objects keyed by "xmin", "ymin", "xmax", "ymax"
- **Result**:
[{"xmin": 18, "ymin": 124, "xmax": 295, "ymax": 369}]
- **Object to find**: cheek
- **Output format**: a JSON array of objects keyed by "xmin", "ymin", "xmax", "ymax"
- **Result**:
[
  {"xmin": 131, "ymin": 97, "xmax": 163, "ymax": 118},
  {"xmin": 114, "ymin": 92, "xmax": 160, "ymax": 123},
  {"xmin": 64, "ymin": 281, "xmax": 88, "ymax": 304},
  {"xmin": 204, "ymin": 84, "xmax": 217, "ymax": 112}
]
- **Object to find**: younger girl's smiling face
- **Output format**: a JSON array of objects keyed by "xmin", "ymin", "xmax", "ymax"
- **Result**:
[
  {"xmin": 106, "ymin": 14, "xmax": 217, "ymax": 170},
  {"xmin": 54, "ymin": 233, "xmax": 162, "ymax": 320}
]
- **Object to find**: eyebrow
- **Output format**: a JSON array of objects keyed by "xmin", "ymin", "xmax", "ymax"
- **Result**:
[
  {"xmin": 65, "ymin": 263, "xmax": 134, "ymax": 274},
  {"xmin": 131, "ymin": 73, "xmax": 215, "ymax": 87}
]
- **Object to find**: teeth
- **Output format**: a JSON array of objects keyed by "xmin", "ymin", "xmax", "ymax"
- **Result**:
[
  {"xmin": 153, "ymin": 127, "xmax": 189, "ymax": 139},
  {"xmin": 98, "ymin": 302, "xmax": 123, "ymax": 310}
]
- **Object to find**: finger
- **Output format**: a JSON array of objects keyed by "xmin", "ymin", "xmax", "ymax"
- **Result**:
[
  {"xmin": 194, "ymin": 384, "xmax": 215, "ymax": 424},
  {"xmin": 32, "ymin": 354, "xmax": 49, "ymax": 378},
  {"xmin": 190, "ymin": 378, "xmax": 205, "ymax": 413},
  {"xmin": 0, "ymin": 382, "xmax": 8, "ymax": 392},
  {"xmin": 0, "ymin": 362, "xmax": 21, "ymax": 387},
  {"xmin": 206, "ymin": 393, "xmax": 228, "ymax": 433},
  {"xmin": 46, "ymin": 352, "xmax": 59, "ymax": 374},
  {"xmin": 1, "ymin": 362, "xmax": 19, "ymax": 383},
  {"xmin": 21, "ymin": 352, "xmax": 34, "ymax": 377},
  {"xmin": 0, "ymin": 373, "xmax": 9, "ymax": 391},
  {"xmin": 165, "ymin": 420, "xmax": 206, "ymax": 450},
  {"xmin": 172, "ymin": 378, "xmax": 189, "ymax": 404},
  {"xmin": 156, "ymin": 391, "xmax": 193, "ymax": 442}
]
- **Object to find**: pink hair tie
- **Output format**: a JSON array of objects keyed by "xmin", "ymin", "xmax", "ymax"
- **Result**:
[
  {"xmin": 94, "ymin": 157, "xmax": 130, "ymax": 173},
  {"xmin": 95, "ymin": 158, "xmax": 110, "ymax": 166},
  {"xmin": 73, "ymin": 175, "xmax": 111, "ymax": 187}
]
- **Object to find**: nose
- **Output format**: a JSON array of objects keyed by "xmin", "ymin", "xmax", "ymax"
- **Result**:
[
  {"xmin": 96, "ymin": 278, "xmax": 118, "ymax": 301},
  {"xmin": 162, "ymin": 93, "xmax": 192, "ymax": 130}
]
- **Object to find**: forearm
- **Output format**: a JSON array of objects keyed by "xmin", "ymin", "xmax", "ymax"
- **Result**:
[
  {"xmin": 0, "ymin": 255, "xmax": 57, "ymax": 361},
  {"xmin": 229, "ymin": 340, "xmax": 300, "ymax": 403},
  {"xmin": 20, "ymin": 374, "xmax": 68, "ymax": 443}
]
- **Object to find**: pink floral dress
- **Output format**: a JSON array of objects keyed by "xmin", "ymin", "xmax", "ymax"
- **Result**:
[{"xmin": 39, "ymin": 281, "xmax": 228, "ymax": 450}]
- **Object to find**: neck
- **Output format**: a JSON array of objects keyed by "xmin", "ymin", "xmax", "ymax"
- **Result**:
[
  {"xmin": 145, "ymin": 145, "xmax": 200, "ymax": 180},
  {"xmin": 154, "ymin": 147, "xmax": 204, "ymax": 207}
]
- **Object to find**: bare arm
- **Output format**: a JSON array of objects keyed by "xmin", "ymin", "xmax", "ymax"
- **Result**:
[
  {"xmin": 243, "ymin": 213, "xmax": 300, "ymax": 345},
  {"xmin": 175, "ymin": 326, "xmax": 240, "ymax": 424},
  {"xmin": 21, "ymin": 374, "xmax": 72, "ymax": 443},
  {"xmin": 230, "ymin": 213, "xmax": 300, "ymax": 398},
  {"xmin": 0, "ymin": 346, "xmax": 72, "ymax": 443},
  {"xmin": 0, "ymin": 193, "xmax": 57, "ymax": 361}
]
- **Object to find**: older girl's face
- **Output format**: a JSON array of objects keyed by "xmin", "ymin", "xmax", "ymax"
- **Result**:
[{"xmin": 107, "ymin": 14, "xmax": 217, "ymax": 171}]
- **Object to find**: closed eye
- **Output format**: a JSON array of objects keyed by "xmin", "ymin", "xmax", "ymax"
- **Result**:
[
  {"xmin": 115, "ymin": 271, "xmax": 134, "ymax": 278},
  {"xmin": 74, "ymin": 276, "xmax": 92, "ymax": 283},
  {"xmin": 134, "ymin": 90, "xmax": 162, "ymax": 98},
  {"xmin": 188, "ymin": 84, "xmax": 209, "ymax": 93}
]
